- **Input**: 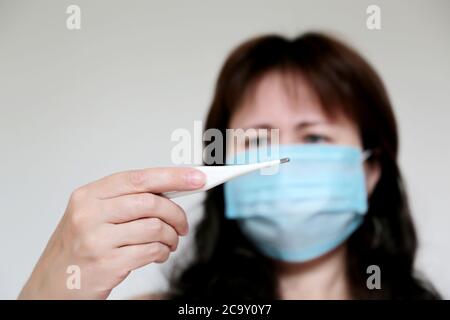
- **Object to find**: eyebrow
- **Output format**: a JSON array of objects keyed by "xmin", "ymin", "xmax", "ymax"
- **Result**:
[
  {"xmin": 240, "ymin": 120, "xmax": 327, "ymax": 131},
  {"xmin": 295, "ymin": 121, "xmax": 326, "ymax": 130},
  {"xmin": 240, "ymin": 124, "xmax": 274, "ymax": 130}
]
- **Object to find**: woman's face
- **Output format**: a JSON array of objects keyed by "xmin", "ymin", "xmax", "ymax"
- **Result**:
[{"xmin": 228, "ymin": 71, "xmax": 380, "ymax": 194}]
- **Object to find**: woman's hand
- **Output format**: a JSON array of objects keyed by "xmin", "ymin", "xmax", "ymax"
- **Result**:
[{"xmin": 18, "ymin": 167, "xmax": 206, "ymax": 299}]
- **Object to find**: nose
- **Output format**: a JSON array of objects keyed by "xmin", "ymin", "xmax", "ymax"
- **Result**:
[{"xmin": 278, "ymin": 130, "xmax": 298, "ymax": 145}]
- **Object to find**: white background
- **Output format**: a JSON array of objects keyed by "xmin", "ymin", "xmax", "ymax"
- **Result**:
[{"xmin": 0, "ymin": 0, "xmax": 449, "ymax": 299}]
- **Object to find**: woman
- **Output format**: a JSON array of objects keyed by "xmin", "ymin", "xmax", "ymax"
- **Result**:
[{"xmin": 19, "ymin": 32, "xmax": 440, "ymax": 300}]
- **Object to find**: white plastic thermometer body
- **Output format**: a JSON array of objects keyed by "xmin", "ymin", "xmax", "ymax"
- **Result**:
[{"xmin": 163, "ymin": 158, "xmax": 290, "ymax": 199}]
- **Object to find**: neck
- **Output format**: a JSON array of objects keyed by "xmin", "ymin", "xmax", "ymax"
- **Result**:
[{"xmin": 275, "ymin": 244, "xmax": 352, "ymax": 300}]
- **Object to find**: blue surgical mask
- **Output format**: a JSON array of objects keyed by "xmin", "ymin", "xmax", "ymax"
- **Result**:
[{"xmin": 224, "ymin": 144, "xmax": 369, "ymax": 262}]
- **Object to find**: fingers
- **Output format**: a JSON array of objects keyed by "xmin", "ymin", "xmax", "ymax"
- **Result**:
[
  {"xmin": 85, "ymin": 167, "xmax": 206, "ymax": 199},
  {"xmin": 101, "ymin": 193, "xmax": 189, "ymax": 235},
  {"xmin": 117, "ymin": 242, "xmax": 171, "ymax": 272},
  {"xmin": 112, "ymin": 218, "xmax": 179, "ymax": 251}
]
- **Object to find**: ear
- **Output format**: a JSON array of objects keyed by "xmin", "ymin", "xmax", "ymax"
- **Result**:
[{"xmin": 364, "ymin": 159, "xmax": 381, "ymax": 196}]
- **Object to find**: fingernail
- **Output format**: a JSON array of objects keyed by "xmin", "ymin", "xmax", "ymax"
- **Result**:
[
  {"xmin": 182, "ymin": 221, "xmax": 190, "ymax": 236},
  {"xmin": 186, "ymin": 170, "xmax": 206, "ymax": 187}
]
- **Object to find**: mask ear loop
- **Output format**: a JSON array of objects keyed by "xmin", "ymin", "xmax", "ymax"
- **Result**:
[
  {"xmin": 362, "ymin": 150, "xmax": 373, "ymax": 161},
  {"xmin": 362, "ymin": 148, "xmax": 382, "ymax": 248}
]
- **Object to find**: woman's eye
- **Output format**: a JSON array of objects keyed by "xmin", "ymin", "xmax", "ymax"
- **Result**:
[{"xmin": 303, "ymin": 134, "xmax": 329, "ymax": 144}]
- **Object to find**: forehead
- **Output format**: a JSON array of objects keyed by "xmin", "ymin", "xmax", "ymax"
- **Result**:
[{"xmin": 229, "ymin": 70, "xmax": 329, "ymax": 128}]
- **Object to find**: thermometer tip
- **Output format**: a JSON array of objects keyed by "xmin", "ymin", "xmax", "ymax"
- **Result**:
[{"xmin": 280, "ymin": 157, "xmax": 290, "ymax": 164}]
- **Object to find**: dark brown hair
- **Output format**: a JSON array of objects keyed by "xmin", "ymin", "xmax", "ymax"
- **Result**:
[{"xmin": 169, "ymin": 32, "xmax": 440, "ymax": 299}]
